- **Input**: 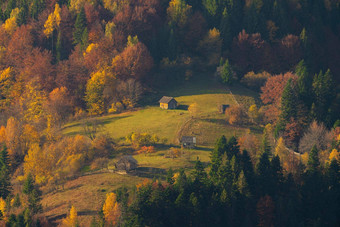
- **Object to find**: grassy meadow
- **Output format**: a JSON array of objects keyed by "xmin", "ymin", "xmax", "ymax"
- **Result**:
[{"xmin": 44, "ymin": 76, "xmax": 261, "ymax": 225}]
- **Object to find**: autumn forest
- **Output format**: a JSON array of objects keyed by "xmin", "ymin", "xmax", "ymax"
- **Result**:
[{"xmin": 0, "ymin": 0, "xmax": 339, "ymax": 226}]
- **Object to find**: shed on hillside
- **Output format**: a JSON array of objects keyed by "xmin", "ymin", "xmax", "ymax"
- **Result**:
[
  {"xmin": 115, "ymin": 156, "xmax": 138, "ymax": 173},
  {"xmin": 180, "ymin": 136, "xmax": 197, "ymax": 148},
  {"xmin": 159, "ymin": 96, "xmax": 178, "ymax": 109}
]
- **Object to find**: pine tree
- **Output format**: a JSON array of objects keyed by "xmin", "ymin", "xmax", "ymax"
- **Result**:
[
  {"xmin": 276, "ymin": 79, "xmax": 296, "ymax": 136},
  {"xmin": 307, "ymin": 145, "xmax": 319, "ymax": 172},
  {"xmin": 210, "ymin": 136, "xmax": 227, "ymax": 178},
  {"xmin": 220, "ymin": 59, "xmax": 233, "ymax": 85},
  {"xmin": 73, "ymin": 7, "xmax": 87, "ymax": 46},
  {"xmin": 295, "ymin": 60, "xmax": 311, "ymax": 105},
  {"xmin": 23, "ymin": 173, "xmax": 34, "ymax": 195},
  {"xmin": 256, "ymin": 151, "xmax": 272, "ymax": 196},
  {"xmin": 261, "ymin": 129, "xmax": 271, "ymax": 156},
  {"xmin": 0, "ymin": 146, "xmax": 11, "ymax": 199},
  {"xmin": 312, "ymin": 69, "xmax": 336, "ymax": 125},
  {"xmin": 226, "ymin": 136, "xmax": 239, "ymax": 159},
  {"xmin": 192, "ymin": 160, "xmax": 207, "ymax": 184},
  {"xmin": 31, "ymin": 0, "xmax": 45, "ymax": 20},
  {"xmin": 220, "ymin": 7, "xmax": 232, "ymax": 49},
  {"xmin": 166, "ymin": 168, "xmax": 175, "ymax": 184}
]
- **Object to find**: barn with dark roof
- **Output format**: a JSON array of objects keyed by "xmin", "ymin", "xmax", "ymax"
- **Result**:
[{"xmin": 159, "ymin": 96, "xmax": 178, "ymax": 109}]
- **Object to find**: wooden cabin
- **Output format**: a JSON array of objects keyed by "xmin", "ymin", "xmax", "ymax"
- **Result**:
[
  {"xmin": 159, "ymin": 96, "xmax": 178, "ymax": 109},
  {"xmin": 115, "ymin": 156, "xmax": 138, "ymax": 173},
  {"xmin": 180, "ymin": 136, "xmax": 197, "ymax": 148}
]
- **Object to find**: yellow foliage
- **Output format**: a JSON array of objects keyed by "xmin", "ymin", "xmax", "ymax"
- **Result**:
[
  {"xmin": 167, "ymin": 0, "xmax": 192, "ymax": 27},
  {"xmin": 136, "ymin": 179, "xmax": 151, "ymax": 191},
  {"xmin": 0, "ymin": 67, "xmax": 15, "ymax": 110},
  {"xmin": 248, "ymin": 104, "xmax": 259, "ymax": 121},
  {"xmin": 301, "ymin": 152, "xmax": 309, "ymax": 165},
  {"xmin": 69, "ymin": 0, "xmax": 94, "ymax": 12},
  {"xmin": 0, "ymin": 197, "xmax": 6, "ymax": 219},
  {"xmin": 84, "ymin": 43, "xmax": 98, "ymax": 56},
  {"xmin": 2, "ymin": 8, "xmax": 20, "ymax": 34},
  {"xmin": 21, "ymin": 82, "xmax": 47, "ymax": 123},
  {"xmin": 329, "ymin": 149, "xmax": 340, "ymax": 162},
  {"xmin": 0, "ymin": 126, "xmax": 6, "ymax": 143},
  {"xmin": 44, "ymin": 4, "xmax": 61, "ymax": 37},
  {"xmin": 127, "ymin": 35, "xmax": 139, "ymax": 47},
  {"xmin": 103, "ymin": 0, "xmax": 128, "ymax": 13},
  {"xmin": 3, "ymin": 17, "xmax": 17, "ymax": 35},
  {"xmin": 103, "ymin": 193, "xmax": 121, "ymax": 226},
  {"xmin": 208, "ymin": 27, "xmax": 220, "ymax": 39},
  {"xmin": 105, "ymin": 21, "xmax": 116, "ymax": 38},
  {"xmin": 62, "ymin": 206, "xmax": 78, "ymax": 227},
  {"xmin": 85, "ymin": 69, "xmax": 112, "ymax": 115}
]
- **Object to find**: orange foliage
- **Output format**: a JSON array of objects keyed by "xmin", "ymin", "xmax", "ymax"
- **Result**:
[
  {"xmin": 112, "ymin": 42, "xmax": 153, "ymax": 81},
  {"xmin": 260, "ymin": 72, "xmax": 297, "ymax": 123},
  {"xmin": 137, "ymin": 146, "xmax": 155, "ymax": 156}
]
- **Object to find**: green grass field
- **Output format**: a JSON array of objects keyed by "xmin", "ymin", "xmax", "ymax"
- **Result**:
[
  {"xmin": 63, "ymin": 75, "xmax": 259, "ymax": 146},
  {"xmin": 46, "ymin": 75, "xmax": 261, "ymax": 225}
]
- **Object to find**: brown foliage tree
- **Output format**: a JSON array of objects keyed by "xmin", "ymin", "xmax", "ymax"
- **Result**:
[
  {"xmin": 298, "ymin": 121, "xmax": 333, "ymax": 154},
  {"xmin": 44, "ymin": 87, "xmax": 73, "ymax": 127},
  {"xmin": 283, "ymin": 118, "xmax": 303, "ymax": 151},
  {"xmin": 231, "ymin": 30, "xmax": 271, "ymax": 74},
  {"xmin": 260, "ymin": 72, "xmax": 297, "ymax": 123},
  {"xmin": 112, "ymin": 42, "xmax": 153, "ymax": 81},
  {"xmin": 225, "ymin": 105, "xmax": 249, "ymax": 125},
  {"xmin": 113, "ymin": 0, "xmax": 161, "ymax": 43},
  {"xmin": 276, "ymin": 34, "xmax": 302, "ymax": 71}
]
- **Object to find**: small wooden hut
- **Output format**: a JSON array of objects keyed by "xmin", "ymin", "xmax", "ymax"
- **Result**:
[
  {"xmin": 159, "ymin": 96, "xmax": 178, "ymax": 109},
  {"xmin": 115, "ymin": 156, "xmax": 138, "ymax": 173}
]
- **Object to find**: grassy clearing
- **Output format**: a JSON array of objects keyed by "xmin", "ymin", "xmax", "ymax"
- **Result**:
[
  {"xmin": 53, "ymin": 75, "xmax": 261, "ymax": 225},
  {"xmin": 41, "ymin": 172, "xmax": 142, "ymax": 226}
]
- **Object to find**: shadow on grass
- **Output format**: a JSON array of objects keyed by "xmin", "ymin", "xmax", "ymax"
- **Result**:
[
  {"xmin": 99, "ymin": 115, "xmax": 131, "ymax": 126},
  {"xmin": 132, "ymin": 167, "xmax": 167, "ymax": 179},
  {"xmin": 177, "ymin": 104, "xmax": 189, "ymax": 110},
  {"xmin": 201, "ymin": 118, "xmax": 227, "ymax": 125}
]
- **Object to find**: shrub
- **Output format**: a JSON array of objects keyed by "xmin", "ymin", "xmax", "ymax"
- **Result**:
[
  {"xmin": 241, "ymin": 71, "xmax": 271, "ymax": 91},
  {"xmin": 225, "ymin": 105, "xmax": 248, "ymax": 125}
]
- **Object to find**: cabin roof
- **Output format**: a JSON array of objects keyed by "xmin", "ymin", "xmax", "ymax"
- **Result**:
[
  {"xmin": 116, "ymin": 155, "xmax": 137, "ymax": 164},
  {"xmin": 181, "ymin": 136, "xmax": 196, "ymax": 143},
  {"xmin": 159, "ymin": 96, "xmax": 176, "ymax": 104}
]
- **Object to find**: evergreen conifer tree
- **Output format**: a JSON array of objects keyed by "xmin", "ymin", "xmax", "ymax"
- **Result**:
[
  {"xmin": 73, "ymin": 7, "xmax": 87, "ymax": 46},
  {"xmin": 0, "ymin": 146, "xmax": 11, "ymax": 199}
]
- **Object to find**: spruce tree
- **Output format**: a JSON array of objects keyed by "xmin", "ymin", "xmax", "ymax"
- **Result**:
[
  {"xmin": 220, "ymin": 59, "xmax": 233, "ymax": 85},
  {"xmin": 0, "ymin": 146, "xmax": 11, "ymax": 199},
  {"xmin": 73, "ymin": 7, "xmax": 87, "ymax": 46},
  {"xmin": 261, "ymin": 129, "xmax": 271, "ymax": 156},
  {"xmin": 307, "ymin": 145, "xmax": 320, "ymax": 172},
  {"xmin": 226, "ymin": 136, "xmax": 239, "ymax": 159},
  {"xmin": 295, "ymin": 60, "xmax": 311, "ymax": 105},
  {"xmin": 312, "ymin": 69, "xmax": 336, "ymax": 125},
  {"xmin": 220, "ymin": 8, "xmax": 232, "ymax": 49},
  {"xmin": 210, "ymin": 136, "xmax": 227, "ymax": 178},
  {"xmin": 256, "ymin": 151, "xmax": 272, "ymax": 196},
  {"xmin": 276, "ymin": 79, "xmax": 296, "ymax": 136},
  {"xmin": 31, "ymin": 0, "xmax": 44, "ymax": 20}
]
